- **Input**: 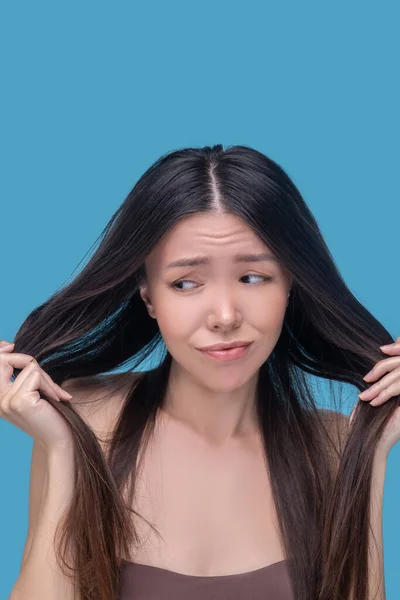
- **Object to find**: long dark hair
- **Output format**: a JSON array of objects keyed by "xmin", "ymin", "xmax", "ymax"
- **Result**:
[{"xmin": 12, "ymin": 144, "xmax": 397, "ymax": 599}]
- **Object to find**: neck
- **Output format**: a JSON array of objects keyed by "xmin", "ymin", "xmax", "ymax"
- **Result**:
[{"xmin": 160, "ymin": 360, "xmax": 261, "ymax": 446}]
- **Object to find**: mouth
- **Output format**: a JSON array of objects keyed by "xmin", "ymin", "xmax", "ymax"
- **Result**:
[
  {"xmin": 198, "ymin": 341, "xmax": 251, "ymax": 352},
  {"xmin": 198, "ymin": 342, "xmax": 252, "ymax": 362}
]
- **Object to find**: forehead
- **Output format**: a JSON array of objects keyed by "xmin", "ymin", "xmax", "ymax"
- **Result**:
[{"xmin": 146, "ymin": 213, "xmax": 276, "ymax": 268}]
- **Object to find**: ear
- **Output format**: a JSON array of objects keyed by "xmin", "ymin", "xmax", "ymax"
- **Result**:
[{"xmin": 139, "ymin": 284, "xmax": 156, "ymax": 319}]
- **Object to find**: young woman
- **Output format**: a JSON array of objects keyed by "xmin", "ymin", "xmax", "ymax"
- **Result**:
[{"xmin": 3, "ymin": 144, "xmax": 399, "ymax": 600}]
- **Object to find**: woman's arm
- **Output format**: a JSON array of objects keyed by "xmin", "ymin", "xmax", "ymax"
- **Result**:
[
  {"xmin": 10, "ymin": 445, "xmax": 78, "ymax": 600},
  {"xmin": 9, "ymin": 373, "xmax": 131, "ymax": 599},
  {"xmin": 18, "ymin": 440, "xmax": 48, "ymax": 573}
]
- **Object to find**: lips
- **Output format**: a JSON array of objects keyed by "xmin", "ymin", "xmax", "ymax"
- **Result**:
[
  {"xmin": 198, "ymin": 341, "xmax": 251, "ymax": 352},
  {"xmin": 199, "ymin": 343, "xmax": 251, "ymax": 362}
]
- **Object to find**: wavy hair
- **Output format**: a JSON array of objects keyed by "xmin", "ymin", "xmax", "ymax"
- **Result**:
[{"xmin": 12, "ymin": 144, "xmax": 397, "ymax": 599}]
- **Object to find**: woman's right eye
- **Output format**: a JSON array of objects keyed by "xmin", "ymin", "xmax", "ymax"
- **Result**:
[{"xmin": 171, "ymin": 280, "xmax": 197, "ymax": 291}]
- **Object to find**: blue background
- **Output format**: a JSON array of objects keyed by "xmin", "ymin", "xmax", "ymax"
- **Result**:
[{"xmin": 1, "ymin": 1, "xmax": 399, "ymax": 597}]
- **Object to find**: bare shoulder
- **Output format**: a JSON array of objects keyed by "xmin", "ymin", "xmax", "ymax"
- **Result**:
[{"xmin": 62, "ymin": 371, "xmax": 141, "ymax": 455}]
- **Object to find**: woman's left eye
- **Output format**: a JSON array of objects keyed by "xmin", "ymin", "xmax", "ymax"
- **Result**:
[
  {"xmin": 171, "ymin": 275, "xmax": 273, "ymax": 291},
  {"xmin": 242, "ymin": 274, "xmax": 273, "ymax": 285}
]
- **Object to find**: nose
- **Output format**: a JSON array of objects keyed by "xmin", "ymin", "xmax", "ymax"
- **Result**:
[{"xmin": 206, "ymin": 288, "xmax": 242, "ymax": 330}]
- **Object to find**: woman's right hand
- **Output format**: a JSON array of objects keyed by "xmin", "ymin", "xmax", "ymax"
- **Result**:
[{"xmin": 0, "ymin": 340, "xmax": 75, "ymax": 452}]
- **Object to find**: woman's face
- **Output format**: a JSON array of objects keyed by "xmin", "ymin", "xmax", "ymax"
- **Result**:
[{"xmin": 139, "ymin": 212, "xmax": 292, "ymax": 391}]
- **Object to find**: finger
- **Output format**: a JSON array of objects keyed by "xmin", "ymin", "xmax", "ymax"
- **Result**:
[
  {"xmin": 359, "ymin": 366, "xmax": 400, "ymax": 400},
  {"xmin": 5, "ymin": 368, "xmax": 42, "ymax": 407},
  {"xmin": 0, "ymin": 369, "xmax": 41, "ymax": 420},
  {"xmin": 363, "ymin": 356, "xmax": 400, "ymax": 381},
  {"xmin": 0, "ymin": 343, "xmax": 15, "ymax": 352},
  {"xmin": 380, "ymin": 342, "xmax": 400, "ymax": 354},
  {"xmin": 20, "ymin": 359, "xmax": 73, "ymax": 399},
  {"xmin": 0, "ymin": 352, "xmax": 72, "ymax": 399},
  {"xmin": 0, "ymin": 354, "xmax": 61, "ymax": 402},
  {"xmin": 369, "ymin": 382, "xmax": 400, "ymax": 406},
  {"xmin": 13, "ymin": 360, "xmax": 62, "ymax": 403}
]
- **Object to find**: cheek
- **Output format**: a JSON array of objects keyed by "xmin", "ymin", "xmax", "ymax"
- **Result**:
[
  {"xmin": 155, "ymin": 302, "xmax": 194, "ymax": 342},
  {"xmin": 253, "ymin": 294, "xmax": 288, "ymax": 327}
]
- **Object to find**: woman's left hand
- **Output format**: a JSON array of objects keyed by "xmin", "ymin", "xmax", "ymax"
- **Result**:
[{"xmin": 357, "ymin": 336, "xmax": 400, "ymax": 456}]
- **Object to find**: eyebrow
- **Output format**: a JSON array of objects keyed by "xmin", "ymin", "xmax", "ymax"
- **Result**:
[{"xmin": 165, "ymin": 252, "xmax": 278, "ymax": 269}]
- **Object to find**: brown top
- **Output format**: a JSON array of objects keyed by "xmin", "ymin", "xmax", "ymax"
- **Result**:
[{"xmin": 118, "ymin": 558, "xmax": 294, "ymax": 599}]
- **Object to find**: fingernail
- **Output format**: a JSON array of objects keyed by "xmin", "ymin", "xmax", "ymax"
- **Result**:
[
  {"xmin": 380, "ymin": 344, "xmax": 391, "ymax": 349},
  {"xmin": 55, "ymin": 383, "xmax": 73, "ymax": 398}
]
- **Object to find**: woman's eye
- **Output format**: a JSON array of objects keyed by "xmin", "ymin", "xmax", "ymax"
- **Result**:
[
  {"xmin": 171, "ymin": 275, "xmax": 273, "ymax": 291},
  {"xmin": 171, "ymin": 280, "xmax": 197, "ymax": 291},
  {"xmin": 242, "ymin": 274, "xmax": 273, "ymax": 285}
]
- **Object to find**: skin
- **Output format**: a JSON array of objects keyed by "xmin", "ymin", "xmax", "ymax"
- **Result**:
[{"xmin": 139, "ymin": 212, "xmax": 293, "ymax": 447}]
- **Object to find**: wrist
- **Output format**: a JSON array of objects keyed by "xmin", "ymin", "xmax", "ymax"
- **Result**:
[
  {"xmin": 373, "ymin": 445, "xmax": 389, "ymax": 465},
  {"xmin": 44, "ymin": 439, "xmax": 75, "ymax": 460}
]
